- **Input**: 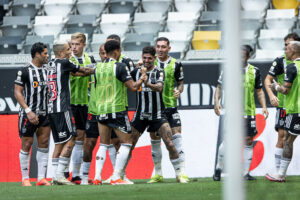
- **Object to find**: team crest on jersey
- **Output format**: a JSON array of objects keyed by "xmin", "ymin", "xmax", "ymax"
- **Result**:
[
  {"xmin": 272, "ymin": 61, "xmax": 277, "ymax": 66},
  {"xmin": 18, "ymin": 71, "xmax": 22, "ymax": 76}
]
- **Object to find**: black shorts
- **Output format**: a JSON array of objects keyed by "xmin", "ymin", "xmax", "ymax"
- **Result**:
[
  {"xmin": 97, "ymin": 111, "xmax": 132, "ymax": 134},
  {"xmin": 49, "ymin": 110, "xmax": 77, "ymax": 144},
  {"xmin": 71, "ymin": 104, "xmax": 88, "ymax": 130},
  {"xmin": 275, "ymin": 108, "xmax": 286, "ymax": 131},
  {"xmin": 18, "ymin": 112, "xmax": 49, "ymax": 138},
  {"xmin": 164, "ymin": 107, "xmax": 181, "ymax": 128},
  {"xmin": 245, "ymin": 116, "xmax": 257, "ymax": 137},
  {"xmin": 132, "ymin": 116, "xmax": 168, "ymax": 134},
  {"xmin": 285, "ymin": 114, "xmax": 300, "ymax": 135},
  {"xmin": 86, "ymin": 114, "xmax": 99, "ymax": 138},
  {"xmin": 111, "ymin": 129, "xmax": 118, "ymax": 139}
]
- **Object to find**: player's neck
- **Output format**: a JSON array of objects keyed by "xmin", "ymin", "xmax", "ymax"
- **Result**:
[
  {"xmin": 158, "ymin": 55, "xmax": 169, "ymax": 62},
  {"xmin": 31, "ymin": 59, "xmax": 42, "ymax": 68},
  {"xmin": 73, "ymin": 52, "xmax": 84, "ymax": 58},
  {"xmin": 146, "ymin": 65, "xmax": 155, "ymax": 72}
]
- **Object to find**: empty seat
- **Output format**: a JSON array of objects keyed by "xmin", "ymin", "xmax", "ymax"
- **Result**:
[
  {"xmin": 241, "ymin": 0, "xmax": 269, "ymax": 11},
  {"xmin": 23, "ymin": 35, "xmax": 54, "ymax": 53},
  {"xmin": 66, "ymin": 15, "xmax": 96, "ymax": 37},
  {"xmin": 77, "ymin": 0, "xmax": 106, "ymax": 16},
  {"xmin": 192, "ymin": 31, "xmax": 221, "ymax": 50},
  {"xmin": 58, "ymin": 33, "xmax": 88, "ymax": 43},
  {"xmin": 0, "ymin": 36, "xmax": 22, "ymax": 54},
  {"xmin": 90, "ymin": 34, "xmax": 108, "ymax": 52},
  {"xmin": 167, "ymin": 12, "xmax": 198, "ymax": 34},
  {"xmin": 123, "ymin": 33, "xmax": 155, "ymax": 51},
  {"xmin": 174, "ymin": 0, "xmax": 204, "ymax": 13},
  {"xmin": 44, "ymin": 0, "xmax": 75, "ymax": 17},
  {"xmin": 255, "ymin": 49, "xmax": 284, "ymax": 59},
  {"xmin": 11, "ymin": 0, "xmax": 40, "ymax": 19},
  {"xmin": 133, "ymin": 12, "xmax": 162, "ymax": 34},
  {"xmin": 109, "ymin": 0, "xmax": 139, "ymax": 14},
  {"xmin": 34, "ymin": 16, "xmax": 65, "ymax": 36},
  {"xmin": 142, "ymin": 0, "xmax": 171, "ymax": 13},
  {"xmin": 207, "ymin": 0, "xmax": 224, "ymax": 11},
  {"xmin": 158, "ymin": 32, "xmax": 189, "ymax": 52},
  {"xmin": 241, "ymin": 10, "xmax": 263, "ymax": 31},
  {"xmin": 258, "ymin": 29, "xmax": 289, "ymax": 50},
  {"xmin": 185, "ymin": 49, "xmax": 224, "ymax": 60},
  {"xmin": 198, "ymin": 11, "xmax": 221, "ymax": 31},
  {"xmin": 265, "ymin": 9, "xmax": 296, "ymax": 29},
  {"xmin": 241, "ymin": 30, "xmax": 257, "ymax": 46},
  {"xmin": 100, "ymin": 13, "xmax": 130, "ymax": 36},
  {"xmin": 1, "ymin": 16, "xmax": 31, "ymax": 38}
]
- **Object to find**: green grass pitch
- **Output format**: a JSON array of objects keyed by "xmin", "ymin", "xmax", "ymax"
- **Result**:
[{"xmin": 1, "ymin": 177, "xmax": 300, "ymax": 200}]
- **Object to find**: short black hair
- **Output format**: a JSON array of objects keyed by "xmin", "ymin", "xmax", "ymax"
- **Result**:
[
  {"xmin": 104, "ymin": 40, "xmax": 120, "ymax": 54},
  {"xmin": 142, "ymin": 46, "xmax": 156, "ymax": 57},
  {"xmin": 284, "ymin": 33, "xmax": 300, "ymax": 42},
  {"xmin": 242, "ymin": 45, "xmax": 253, "ymax": 57},
  {"xmin": 31, "ymin": 42, "xmax": 47, "ymax": 59},
  {"xmin": 156, "ymin": 37, "xmax": 170, "ymax": 45},
  {"xmin": 107, "ymin": 34, "xmax": 121, "ymax": 42}
]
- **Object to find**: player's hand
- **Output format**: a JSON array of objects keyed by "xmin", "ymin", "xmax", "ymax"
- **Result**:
[
  {"xmin": 262, "ymin": 107, "xmax": 269, "ymax": 120},
  {"xmin": 173, "ymin": 89, "xmax": 180, "ymax": 99},
  {"xmin": 270, "ymin": 95, "xmax": 279, "ymax": 107},
  {"xmin": 27, "ymin": 111, "xmax": 39, "ymax": 125},
  {"xmin": 136, "ymin": 59, "xmax": 143, "ymax": 68},
  {"xmin": 142, "ymin": 74, "xmax": 148, "ymax": 85},
  {"xmin": 214, "ymin": 103, "xmax": 222, "ymax": 116},
  {"xmin": 140, "ymin": 66, "xmax": 147, "ymax": 74},
  {"xmin": 269, "ymin": 79, "xmax": 279, "ymax": 91}
]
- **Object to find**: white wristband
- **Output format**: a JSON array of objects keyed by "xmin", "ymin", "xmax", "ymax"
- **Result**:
[
  {"xmin": 25, "ymin": 107, "xmax": 31, "ymax": 114},
  {"xmin": 275, "ymin": 85, "xmax": 280, "ymax": 92}
]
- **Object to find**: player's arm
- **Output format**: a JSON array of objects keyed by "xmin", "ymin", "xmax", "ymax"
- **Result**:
[
  {"xmin": 264, "ymin": 74, "xmax": 279, "ymax": 107},
  {"xmin": 214, "ymin": 83, "xmax": 222, "ymax": 116},
  {"xmin": 14, "ymin": 70, "xmax": 39, "ymax": 124},
  {"xmin": 144, "ymin": 70, "xmax": 164, "ymax": 93},
  {"xmin": 255, "ymin": 68, "xmax": 268, "ymax": 119},
  {"xmin": 117, "ymin": 63, "xmax": 145, "ymax": 92}
]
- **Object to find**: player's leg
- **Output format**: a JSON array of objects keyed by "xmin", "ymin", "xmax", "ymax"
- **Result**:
[
  {"xmin": 35, "ymin": 121, "xmax": 51, "ymax": 186},
  {"xmin": 82, "ymin": 114, "xmax": 98, "ymax": 185},
  {"xmin": 71, "ymin": 105, "xmax": 87, "ymax": 183},
  {"xmin": 148, "ymin": 131, "xmax": 163, "ymax": 183},
  {"xmin": 51, "ymin": 144, "xmax": 64, "ymax": 183},
  {"xmin": 213, "ymin": 115, "xmax": 224, "ymax": 181},
  {"xmin": 19, "ymin": 114, "xmax": 35, "ymax": 186},
  {"xmin": 274, "ymin": 108, "xmax": 286, "ymax": 172}
]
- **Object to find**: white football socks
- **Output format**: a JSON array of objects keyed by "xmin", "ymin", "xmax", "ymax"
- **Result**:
[
  {"xmin": 216, "ymin": 142, "xmax": 224, "ymax": 170},
  {"xmin": 94, "ymin": 144, "xmax": 108, "ymax": 180},
  {"xmin": 243, "ymin": 144, "xmax": 253, "ymax": 175},
  {"xmin": 56, "ymin": 157, "xmax": 70, "ymax": 179},
  {"xmin": 19, "ymin": 150, "xmax": 30, "ymax": 181},
  {"xmin": 172, "ymin": 134, "xmax": 185, "ymax": 174},
  {"xmin": 275, "ymin": 147, "xmax": 283, "ymax": 172},
  {"xmin": 278, "ymin": 158, "xmax": 291, "ymax": 177},
  {"xmin": 81, "ymin": 161, "xmax": 91, "ymax": 185},
  {"xmin": 36, "ymin": 148, "xmax": 49, "ymax": 181},
  {"xmin": 71, "ymin": 141, "xmax": 83, "ymax": 178},
  {"xmin": 52, "ymin": 158, "xmax": 59, "ymax": 179},
  {"xmin": 112, "ymin": 144, "xmax": 132, "ymax": 180},
  {"xmin": 108, "ymin": 144, "xmax": 117, "ymax": 168},
  {"xmin": 151, "ymin": 139, "xmax": 162, "ymax": 176}
]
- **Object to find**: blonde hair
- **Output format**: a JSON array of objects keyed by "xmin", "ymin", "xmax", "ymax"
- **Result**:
[
  {"xmin": 71, "ymin": 32, "xmax": 86, "ymax": 43},
  {"xmin": 53, "ymin": 40, "xmax": 67, "ymax": 56}
]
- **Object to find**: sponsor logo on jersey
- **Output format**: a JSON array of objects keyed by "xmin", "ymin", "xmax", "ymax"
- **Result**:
[{"xmin": 32, "ymin": 81, "xmax": 47, "ymax": 88}]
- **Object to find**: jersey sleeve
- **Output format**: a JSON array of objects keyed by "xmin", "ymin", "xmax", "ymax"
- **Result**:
[
  {"xmin": 64, "ymin": 59, "xmax": 80, "ymax": 73},
  {"xmin": 130, "ymin": 68, "xmax": 138, "ymax": 81},
  {"xmin": 174, "ymin": 62, "xmax": 184, "ymax": 82},
  {"xmin": 284, "ymin": 63, "xmax": 298, "ymax": 83},
  {"xmin": 217, "ymin": 71, "xmax": 223, "ymax": 85},
  {"xmin": 254, "ymin": 67, "xmax": 263, "ymax": 89},
  {"xmin": 14, "ymin": 67, "xmax": 29, "ymax": 87},
  {"xmin": 116, "ymin": 63, "xmax": 133, "ymax": 83},
  {"xmin": 268, "ymin": 57, "xmax": 284, "ymax": 77},
  {"xmin": 155, "ymin": 69, "xmax": 165, "ymax": 84},
  {"xmin": 89, "ymin": 56, "xmax": 97, "ymax": 64},
  {"xmin": 122, "ymin": 57, "xmax": 135, "ymax": 72}
]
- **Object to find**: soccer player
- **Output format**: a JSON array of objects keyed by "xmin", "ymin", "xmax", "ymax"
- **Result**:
[
  {"xmin": 69, "ymin": 32, "xmax": 97, "ymax": 184},
  {"xmin": 264, "ymin": 33, "xmax": 300, "ymax": 172},
  {"xmin": 94, "ymin": 34, "xmax": 135, "ymax": 184},
  {"xmin": 47, "ymin": 41, "xmax": 94, "ymax": 185},
  {"xmin": 266, "ymin": 41, "xmax": 300, "ymax": 182},
  {"xmin": 81, "ymin": 44, "xmax": 107, "ymax": 185},
  {"xmin": 147, "ymin": 37, "xmax": 188, "ymax": 183},
  {"xmin": 14, "ymin": 42, "xmax": 51, "ymax": 186},
  {"xmin": 130, "ymin": 46, "xmax": 186, "ymax": 183},
  {"xmin": 213, "ymin": 45, "xmax": 269, "ymax": 181},
  {"xmin": 94, "ymin": 40, "xmax": 146, "ymax": 185}
]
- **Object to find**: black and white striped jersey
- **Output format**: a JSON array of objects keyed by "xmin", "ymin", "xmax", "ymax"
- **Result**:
[
  {"xmin": 131, "ymin": 67, "xmax": 165, "ymax": 120},
  {"xmin": 14, "ymin": 62, "xmax": 48, "ymax": 115},
  {"xmin": 47, "ymin": 58, "xmax": 80, "ymax": 114}
]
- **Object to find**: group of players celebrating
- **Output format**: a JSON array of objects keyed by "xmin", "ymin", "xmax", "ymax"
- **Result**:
[
  {"xmin": 14, "ymin": 32, "xmax": 188, "ymax": 186},
  {"xmin": 213, "ymin": 33, "xmax": 300, "ymax": 183}
]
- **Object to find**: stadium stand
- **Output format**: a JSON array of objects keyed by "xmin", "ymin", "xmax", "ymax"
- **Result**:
[
  {"xmin": 123, "ymin": 33, "xmax": 155, "ymax": 51},
  {"xmin": 142, "ymin": 0, "xmax": 171, "ymax": 13},
  {"xmin": 174, "ymin": 0, "xmax": 205, "ymax": 14},
  {"xmin": 10, "ymin": 0, "xmax": 41, "ymax": 19},
  {"xmin": 90, "ymin": 33, "xmax": 107, "ymax": 52},
  {"xmin": 192, "ymin": 31, "xmax": 221, "ymax": 50},
  {"xmin": 1, "ymin": 16, "xmax": 31, "ymax": 38},
  {"xmin": 76, "ymin": 0, "xmax": 107, "ymax": 16},
  {"xmin": 272, "ymin": 0, "xmax": 299, "ymax": 14},
  {"xmin": 241, "ymin": 30, "xmax": 257, "ymax": 47},
  {"xmin": 241, "ymin": 0, "xmax": 269, "ymax": 12},
  {"xmin": 66, "ymin": 15, "xmax": 97, "ymax": 38},
  {"xmin": 100, "ymin": 13, "xmax": 130, "ymax": 36},
  {"xmin": 158, "ymin": 31, "xmax": 189, "ymax": 53},
  {"xmin": 23, "ymin": 35, "xmax": 54, "ymax": 54},
  {"xmin": 43, "ymin": 0, "xmax": 75, "ymax": 17},
  {"xmin": 255, "ymin": 49, "xmax": 284, "ymax": 59},
  {"xmin": 109, "ymin": 0, "xmax": 140, "ymax": 15},
  {"xmin": 241, "ymin": 10, "xmax": 264, "ymax": 31},
  {"xmin": 133, "ymin": 12, "xmax": 163, "ymax": 34},
  {"xmin": 33, "ymin": 16, "xmax": 65, "ymax": 37},
  {"xmin": 207, "ymin": 0, "xmax": 223, "ymax": 11},
  {"xmin": 0, "ymin": 36, "xmax": 22, "ymax": 54},
  {"xmin": 166, "ymin": 12, "xmax": 199, "ymax": 34},
  {"xmin": 198, "ymin": 11, "xmax": 221, "ymax": 31},
  {"xmin": 265, "ymin": 9, "xmax": 296, "ymax": 30},
  {"xmin": 258, "ymin": 29, "xmax": 289, "ymax": 50}
]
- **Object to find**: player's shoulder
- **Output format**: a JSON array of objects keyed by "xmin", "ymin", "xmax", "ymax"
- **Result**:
[
  {"xmin": 272, "ymin": 55, "xmax": 285, "ymax": 66},
  {"xmin": 154, "ymin": 66, "xmax": 164, "ymax": 73}
]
